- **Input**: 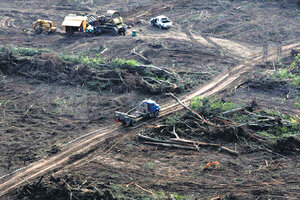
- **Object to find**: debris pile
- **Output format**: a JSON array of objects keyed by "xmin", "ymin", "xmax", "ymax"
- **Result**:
[
  {"xmin": 17, "ymin": 176, "xmax": 117, "ymax": 200},
  {"xmin": 139, "ymin": 96, "xmax": 300, "ymax": 155},
  {"xmin": 0, "ymin": 47, "xmax": 204, "ymax": 94}
]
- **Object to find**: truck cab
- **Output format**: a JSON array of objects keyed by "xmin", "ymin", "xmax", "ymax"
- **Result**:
[
  {"xmin": 140, "ymin": 100, "xmax": 160, "ymax": 117},
  {"xmin": 151, "ymin": 15, "xmax": 172, "ymax": 29}
]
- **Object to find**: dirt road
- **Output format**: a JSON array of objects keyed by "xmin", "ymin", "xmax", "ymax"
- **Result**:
[{"xmin": 1, "ymin": 31, "xmax": 299, "ymax": 197}]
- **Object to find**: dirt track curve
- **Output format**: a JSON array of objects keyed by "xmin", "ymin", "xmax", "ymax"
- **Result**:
[{"xmin": 0, "ymin": 34, "xmax": 299, "ymax": 198}]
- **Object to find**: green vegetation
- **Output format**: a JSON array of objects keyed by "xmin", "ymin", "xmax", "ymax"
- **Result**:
[
  {"xmin": 256, "ymin": 113, "xmax": 300, "ymax": 140},
  {"xmin": 190, "ymin": 97, "xmax": 300, "ymax": 141},
  {"xmin": 166, "ymin": 114, "xmax": 183, "ymax": 126},
  {"xmin": 0, "ymin": 45, "xmax": 139, "ymax": 68},
  {"xmin": 113, "ymin": 58, "xmax": 140, "ymax": 67},
  {"xmin": 190, "ymin": 96, "xmax": 238, "ymax": 112},
  {"xmin": 190, "ymin": 96, "xmax": 203, "ymax": 109},
  {"xmin": 290, "ymin": 53, "xmax": 300, "ymax": 69},
  {"xmin": 0, "ymin": 45, "xmax": 49, "ymax": 56},
  {"xmin": 275, "ymin": 54, "xmax": 300, "ymax": 86},
  {"xmin": 275, "ymin": 68, "xmax": 300, "ymax": 86},
  {"xmin": 154, "ymin": 192, "xmax": 185, "ymax": 200}
]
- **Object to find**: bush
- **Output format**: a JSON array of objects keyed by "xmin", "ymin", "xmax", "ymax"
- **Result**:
[
  {"xmin": 190, "ymin": 96, "xmax": 203, "ymax": 109},
  {"xmin": 275, "ymin": 68, "xmax": 300, "ymax": 86},
  {"xmin": 113, "ymin": 58, "xmax": 139, "ymax": 67},
  {"xmin": 290, "ymin": 53, "xmax": 300, "ymax": 69},
  {"xmin": 0, "ymin": 45, "xmax": 49, "ymax": 56},
  {"xmin": 190, "ymin": 97, "xmax": 238, "ymax": 112}
]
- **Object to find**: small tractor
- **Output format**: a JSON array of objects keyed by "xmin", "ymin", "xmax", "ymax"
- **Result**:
[
  {"xmin": 33, "ymin": 19, "xmax": 56, "ymax": 34},
  {"xmin": 150, "ymin": 15, "xmax": 172, "ymax": 29},
  {"xmin": 114, "ymin": 100, "xmax": 160, "ymax": 126}
]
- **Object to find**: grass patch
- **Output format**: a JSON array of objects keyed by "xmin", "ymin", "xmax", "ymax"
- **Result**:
[
  {"xmin": 0, "ymin": 45, "xmax": 50, "ymax": 56},
  {"xmin": 290, "ymin": 53, "xmax": 300, "ymax": 69},
  {"xmin": 275, "ymin": 68, "xmax": 300, "ymax": 86},
  {"xmin": 190, "ymin": 97, "xmax": 238, "ymax": 112},
  {"xmin": 113, "ymin": 58, "xmax": 140, "ymax": 67}
]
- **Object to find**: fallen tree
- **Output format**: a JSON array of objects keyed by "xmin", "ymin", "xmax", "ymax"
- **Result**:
[
  {"xmin": 0, "ymin": 46, "xmax": 208, "ymax": 94},
  {"xmin": 140, "ymin": 95, "xmax": 300, "ymax": 155}
]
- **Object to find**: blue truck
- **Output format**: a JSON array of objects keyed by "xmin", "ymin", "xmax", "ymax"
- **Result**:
[{"xmin": 114, "ymin": 99, "xmax": 160, "ymax": 126}]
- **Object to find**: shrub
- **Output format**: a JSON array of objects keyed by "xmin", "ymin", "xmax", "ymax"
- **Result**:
[
  {"xmin": 190, "ymin": 96, "xmax": 203, "ymax": 109},
  {"xmin": 113, "ymin": 58, "xmax": 139, "ymax": 66}
]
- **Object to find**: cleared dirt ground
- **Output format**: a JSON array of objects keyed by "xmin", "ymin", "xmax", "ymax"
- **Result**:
[{"xmin": 0, "ymin": 0, "xmax": 300, "ymax": 199}]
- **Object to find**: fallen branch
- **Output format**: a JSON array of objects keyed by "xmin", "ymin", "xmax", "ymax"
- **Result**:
[
  {"xmin": 133, "ymin": 65, "xmax": 173, "ymax": 76},
  {"xmin": 221, "ymin": 107, "xmax": 244, "ymax": 115},
  {"xmin": 143, "ymin": 141, "xmax": 199, "ymax": 151},
  {"xmin": 146, "ymin": 124, "xmax": 168, "ymax": 129},
  {"xmin": 126, "ymin": 182, "xmax": 155, "ymax": 195},
  {"xmin": 138, "ymin": 134, "xmax": 239, "ymax": 155},
  {"xmin": 100, "ymin": 48, "xmax": 108, "ymax": 54},
  {"xmin": 166, "ymin": 93, "xmax": 216, "ymax": 126},
  {"xmin": 131, "ymin": 47, "xmax": 152, "ymax": 64}
]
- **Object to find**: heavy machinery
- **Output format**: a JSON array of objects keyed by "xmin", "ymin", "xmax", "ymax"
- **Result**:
[
  {"xmin": 61, "ymin": 10, "xmax": 126, "ymax": 36},
  {"xmin": 86, "ymin": 10, "xmax": 126, "ymax": 36},
  {"xmin": 61, "ymin": 14, "xmax": 88, "ymax": 36},
  {"xmin": 33, "ymin": 19, "xmax": 56, "ymax": 34},
  {"xmin": 114, "ymin": 100, "xmax": 160, "ymax": 126},
  {"xmin": 150, "ymin": 15, "xmax": 172, "ymax": 29}
]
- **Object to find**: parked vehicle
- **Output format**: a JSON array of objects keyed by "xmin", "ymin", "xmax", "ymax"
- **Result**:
[
  {"xmin": 114, "ymin": 100, "xmax": 160, "ymax": 126},
  {"xmin": 61, "ymin": 10, "xmax": 126, "ymax": 36},
  {"xmin": 33, "ymin": 19, "xmax": 56, "ymax": 34},
  {"xmin": 150, "ymin": 15, "xmax": 172, "ymax": 29}
]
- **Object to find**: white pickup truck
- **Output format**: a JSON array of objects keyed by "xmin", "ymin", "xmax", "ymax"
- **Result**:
[{"xmin": 150, "ymin": 15, "xmax": 172, "ymax": 29}]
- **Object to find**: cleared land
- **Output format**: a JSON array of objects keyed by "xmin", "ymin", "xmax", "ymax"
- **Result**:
[{"xmin": 0, "ymin": 0, "xmax": 299, "ymax": 199}]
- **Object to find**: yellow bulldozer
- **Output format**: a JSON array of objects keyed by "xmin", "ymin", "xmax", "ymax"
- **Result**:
[{"xmin": 33, "ymin": 19, "xmax": 56, "ymax": 34}]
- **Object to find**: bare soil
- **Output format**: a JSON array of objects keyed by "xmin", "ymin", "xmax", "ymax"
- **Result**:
[{"xmin": 0, "ymin": 0, "xmax": 300, "ymax": 199}]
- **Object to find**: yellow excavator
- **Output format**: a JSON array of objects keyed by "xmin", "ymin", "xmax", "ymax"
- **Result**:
[{"xmin": 33, "ymin": 19, "xmax": 56, "ymax": 34}]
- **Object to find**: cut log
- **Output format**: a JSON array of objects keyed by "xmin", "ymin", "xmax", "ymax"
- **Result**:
[
  {"xmin": 143, "ymin": 141, "xmax": 199, "ymax": 151},
  {"xmin": 138, "ymin": 134, "xmax": 239, "ymax": 155}
]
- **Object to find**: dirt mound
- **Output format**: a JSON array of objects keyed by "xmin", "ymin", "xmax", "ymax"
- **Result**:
[{"xmin": 0, "ymin": 48, "xmax": 201, "ymax": 94}]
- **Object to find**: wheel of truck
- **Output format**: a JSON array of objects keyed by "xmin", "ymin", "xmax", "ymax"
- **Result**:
[
  {"xmin": 122, "ymin": 117, "xmax": 131, "ymax": 126},
  {"xmin": 131, "ymin": 119, "xmax": 137, "ymax": 127},
  {"xmin": 154, "ymin": 110, "xmax": 159, "ymax": 118}
]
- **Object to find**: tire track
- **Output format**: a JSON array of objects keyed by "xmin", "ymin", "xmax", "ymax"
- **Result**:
[
  {"xmin": 0, "ymin": 16, "xmax": 19, "ymax": 29},
  {"xmin": 0, "ymin": 37, "xmax": 299, "ymax": 198}
]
